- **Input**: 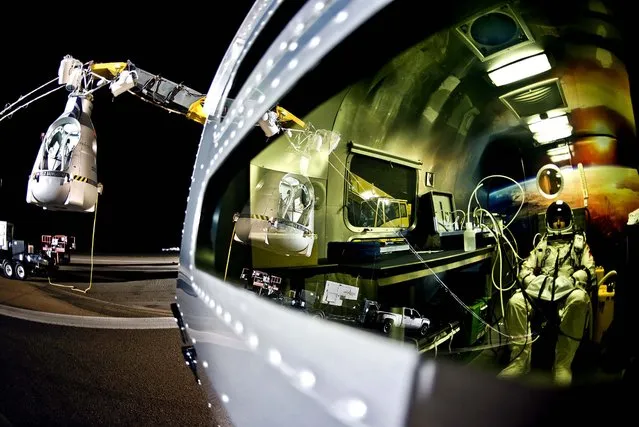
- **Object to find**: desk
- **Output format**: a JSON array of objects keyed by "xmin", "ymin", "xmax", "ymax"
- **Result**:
[
  {"xmin": 262, "ymin": 246, "xmax": 495, "ymax": 287},
  {"xmin": 338, "ymin": 246, "xmax": 495, "ymax": 286}
]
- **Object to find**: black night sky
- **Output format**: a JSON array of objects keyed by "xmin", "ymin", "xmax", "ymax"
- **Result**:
[{"xmin": 0, "ymin": 4, "xmax": 257, "ymax": 253}]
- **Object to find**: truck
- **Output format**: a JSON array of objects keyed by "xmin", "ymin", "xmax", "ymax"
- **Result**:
[
  {"xmin": 376, "ymin": 307, "xmax": 431, "ymax": 336},
  {"xmin": 1, "ymin": 221, "xmax": 56, "ymax": 280},
  {"xmin": 42, "ymin": 234, "xmax": 76, "ymax": 265}
]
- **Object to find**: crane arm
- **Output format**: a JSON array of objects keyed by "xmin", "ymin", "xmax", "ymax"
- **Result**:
[
  {"xmin": 55, "ymin": 54, "xmax": 307, "ymax": 132},
  {"xmin": 88, "ymin": 60, "xmax": 209, "ymax": 124},
  {"xmin": 89, "ymin": 59, "xmax": 306, "ymax": 129}
]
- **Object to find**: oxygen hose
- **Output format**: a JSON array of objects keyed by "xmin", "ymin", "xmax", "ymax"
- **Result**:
[
  {"xmin": 47, "ymin": 196, "xmax": 98, "ymax": 293},
  {"xmin": 466, "ymin": 174, "xmax": 525, "ymax": 230}
]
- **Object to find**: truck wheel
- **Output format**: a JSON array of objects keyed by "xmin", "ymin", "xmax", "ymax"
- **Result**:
[
  {"xmin": 420, "ymin": 324, "xmax": 429, "ymax": 337},
  {"xmin": 383, "ymin": 319, "xmax": 394, "ymax": 335},
  {"xmin": 14, "ymin": 262, "xmax": 27, "ymax": 281},
  {"xmin": 3, "ymin": 261, "xmax": 13, "ymax": 278}
]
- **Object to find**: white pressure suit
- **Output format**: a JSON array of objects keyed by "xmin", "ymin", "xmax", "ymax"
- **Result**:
[{"xmin": 499, "ymin": 201, "xmax": 595, "ymax": 385}]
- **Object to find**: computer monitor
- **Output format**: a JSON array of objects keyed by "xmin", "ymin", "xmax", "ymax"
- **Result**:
[{"xmin": 419, "ymin": 191, "xmax": 457, "ymax": 235}]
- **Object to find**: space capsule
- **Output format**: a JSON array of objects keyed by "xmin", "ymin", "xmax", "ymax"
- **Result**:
[
  {"xmin": 233, "ymin": 172, "xmax": 316, "ymax": 257},
  {"xmin": 26, "ymin": 95, "xmax": 99, "ymax": 212}
]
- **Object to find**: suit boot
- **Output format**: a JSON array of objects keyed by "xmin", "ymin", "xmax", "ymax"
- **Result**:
[
  {"xmin": 554, "ymin": 288, "xmax": 590, "ymax": 386},
  {"xmin": 499, "ymin": 292, "xmax": 532, "ymax": 379},
  {"xmin": 553, "ymin": 335, "xmax": 579, "ymax": 386},
  {"xmin": 499, "ymin": 343, "xmax": 531, "ymax": 378}
]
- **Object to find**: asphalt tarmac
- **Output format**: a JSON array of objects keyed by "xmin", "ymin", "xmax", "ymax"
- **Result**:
[{"xmin": 0, "ymin": 254, "xmax": 232, "ymax": 427}]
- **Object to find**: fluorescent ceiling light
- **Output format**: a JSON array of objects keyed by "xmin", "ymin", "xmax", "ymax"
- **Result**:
[
  {"xmin": 528, "ymin": 114, "xmax": 572, "ymax": 145},
  {"xmin": 488, "ymin": 53, "xmax": 552, "ymax": 86},
  {"xmin": 529, "ymin": 114, "xmax": 569, "ymax": 134},
  {"xmin": 530, "ymin": 114, "xmax": 573, "ymax": 144},
  {"xmin": 525, "ymin": 109, "xmax": 567, "ymax": 125},
  {"xmin": 546, "ymin": 145, "xmax": 570, "ymax": 156},
  {"xmin": 533, "ymin": 125, "xmax": 573, "ymax": 144},
  {"xmin": 550, "ymin": 153, "xmax": 571, "ymax": 163}
]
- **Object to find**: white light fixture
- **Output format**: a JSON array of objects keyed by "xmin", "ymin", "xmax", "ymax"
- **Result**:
[
  {"xmin": 546, "ymin": 145, "xmax": 570, "ymax": 156},
  {"xmin": 533, "ymin": 127, "xmax": 573, "ymax": 144},
  {"xmin": 549, "ymin": 152, "xmax": 571, "ymax": 163},
  {"xmin": 529, "ymin": 114, "xmax": 569, "ymax": 134},
  {"xmin": 488, "ymin": 53, "xmax": 552, "ymax": 86},
  {"xmin": 529, "ymin": 114, "xmax": 573, "ymax": 145},
  {"xmin": 525, "ymin": 109, "xmax": 567, "ymax": 125},
  {"xmin": 547, "ymin": 145, "xmax": 572, "ymax": 163}
]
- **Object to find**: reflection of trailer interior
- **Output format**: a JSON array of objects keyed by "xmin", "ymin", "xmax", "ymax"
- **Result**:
[
  {"xmin": 42, "ymin": 234, "xmax": 76, "ymax": 265},
  {"xmin": 216, "ymin": 128, "xmax": 497, "ymax": 358}
]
